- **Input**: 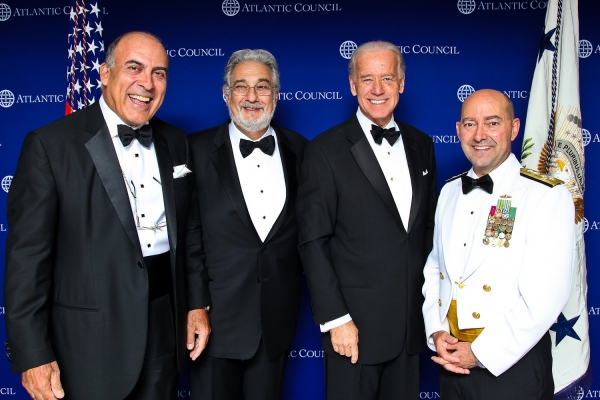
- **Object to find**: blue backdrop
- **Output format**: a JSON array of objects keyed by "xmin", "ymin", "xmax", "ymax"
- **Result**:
[{"xmin": 1, "ymin": 0, "xmax": 599, "ymax": 398}]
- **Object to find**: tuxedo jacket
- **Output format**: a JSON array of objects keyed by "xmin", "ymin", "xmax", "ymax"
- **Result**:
[
  {"xmin": 422, "ymin": 154, "xmax": 575, "ymax": 376},
  {"xmin": 4, "ymin": 102, "xmax": 202, "ymax": 399},
  {"xmin": 297, "ymin": 114, "xmax": 437, "ymax": 364},
  {"xmin": 187, "ymin": 121, "xmax": 307, "ymax": 360}
]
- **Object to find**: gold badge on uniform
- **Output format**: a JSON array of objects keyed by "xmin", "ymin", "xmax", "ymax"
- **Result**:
[{"xmin": 483, "ymin": 195, "xmax": 516, "ymax": 248}]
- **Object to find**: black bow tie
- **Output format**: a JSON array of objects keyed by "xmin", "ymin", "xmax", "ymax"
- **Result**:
[
  {"xmin": 239, "ymin": 136, "xmax": 275, "ymax": 158},
  {"xmin": 461, "ymin": 174, "xmax": 494, "ymax": 195},
  {"xmin": 117, "ymin": 124, "xmax": 153, "ymax": 148},
  {"xmin": 370, "ymin": 124, "xmax": 400, "ymax": 146}
]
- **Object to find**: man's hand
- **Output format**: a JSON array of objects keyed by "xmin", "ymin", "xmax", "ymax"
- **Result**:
[
  {"xmin": 445, "ymin": 341, "xmax": 477, "ymax": 370},
  {"xmin": 22, "ymin": 361, "xmax": 64, "ymax": 399},
  {"xmin": 187, "ymin": 308, "xmax": 211, "ymax": 361},
  {"xmin": 330, "ymin": 320, "xmax": 359, "ymax": 364},
  {"xmin": 430, "ymin": 330, "xmax": 475, "ymax": 374}
]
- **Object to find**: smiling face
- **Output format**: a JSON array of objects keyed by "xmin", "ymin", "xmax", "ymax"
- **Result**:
[
  {"xmin": 349, "ymin": 50, "xmax": 404, "ymax": 128},
  {"xmin": 100, "ymin": 33, "xmax": 168, "ymax": 126},
  {"xmin": 456, "ymin": 89, "xmax": 520, "ymax": 177},
  {"xmin": 224, "ymin": 61, "xmax": 277, "ymax": 140}
]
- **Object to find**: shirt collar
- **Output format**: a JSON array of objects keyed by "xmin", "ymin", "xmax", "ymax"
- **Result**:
[
  {"xmin": 467, "ymin": 153, "xmax": 518, "ymax": 186},
  {"xmin": 228, "ymin": 120, "xmax": 274, "ymax": 145},
  {"xmin": 355, "ymin": 107, "xmax": 398, "ymax": 138},
  {"xmin": 99, "ymin": 95, "xmax": 149, "ymax": 138}
]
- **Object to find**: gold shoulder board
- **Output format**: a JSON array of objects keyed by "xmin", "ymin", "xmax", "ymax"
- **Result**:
[
  {"xmin": 519, "ymin": 168, "xmax": 564, "ymax": 187},
  {"xmin": 445, "ymin": 171, "xmax": 468, "ymax": 183}
]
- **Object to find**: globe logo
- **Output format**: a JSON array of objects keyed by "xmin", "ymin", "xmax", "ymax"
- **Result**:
[
  {"xmin": 457, "ymin": 0, "xmax": 476, "ymax": 14},
  {"xmin": 222, "ymin": 0, "xmax": 240, "ymax": 16},
  {"xmin": 339, "ymin": 41, "xmax": 357, "ymax": 59},
  {"xmin": 582, "ymin": 128, "xmax": 591, "ymax": 146},
  {"xmin": 0, "ymin": 3, "xmax": 11, "ymax": 22},
  {"xmin": 1, "ymin": 176, "xmax": 12, "ymax": 193},
  {"xmin": 574, "ymin": 385, "xmax": 584, "ymax": 400},
  {"xmin": 578, "ymin": 40, "xmax": 593, "ymax": 58},
  {"xmin": 457, "ymin": 85, "xmax": 475, "ymax": 102},
  {"xmin": 0, "ymin": 89, "xmax": 15, "ymax": 108},
  {"xmin": 583, "ymin": 217, "xmax": 589, "ymax": 233}
]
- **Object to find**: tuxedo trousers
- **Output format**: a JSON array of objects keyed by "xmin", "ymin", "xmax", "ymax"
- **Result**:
[
  {"xmin": 190, "ymin": 338, "xmax": 287, "ymax": 400},
  {"xmin": 439, "ymin": 332, "xmax": 554, "ymax": 400},
  {"xmin": 125, "ymin": 252, "xmax": 177, "ymax": 400},
  {"xmin": 325, "ymin": 348, "xmax": 419, "ymax": 400}
]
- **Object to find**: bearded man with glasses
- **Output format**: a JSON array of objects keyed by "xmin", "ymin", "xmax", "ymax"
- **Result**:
[{"xmin": 187, "ymin": 49, "xmax": 307, "ymax": 400}]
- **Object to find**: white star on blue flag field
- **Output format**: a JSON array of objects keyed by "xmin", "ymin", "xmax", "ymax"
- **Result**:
[{"xmin": 66, "ymin": 0, "xmax": 104, "ymax": 114}]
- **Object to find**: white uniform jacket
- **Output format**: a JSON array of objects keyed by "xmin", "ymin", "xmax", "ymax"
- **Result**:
[{"xmin": 422, "ymin": 154, "xmax": 575, "ymax": 376}]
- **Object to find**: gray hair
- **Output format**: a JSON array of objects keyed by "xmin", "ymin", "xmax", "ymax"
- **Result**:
[
  {"xmin": 223, "ymin": 49, "xmax": 280, "ymax": 95},
  {"xmin": 105, "ymin": 31, "xmax": 164, "ymax": 70},
  {"xmin": 348, "ymin": 41, "xmax": 405, "ymax": 80}
]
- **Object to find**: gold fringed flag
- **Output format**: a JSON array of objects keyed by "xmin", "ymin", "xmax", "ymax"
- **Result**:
[{"xmin": 521, "ymin": 0, "xmax": 590, "ymax": 397}]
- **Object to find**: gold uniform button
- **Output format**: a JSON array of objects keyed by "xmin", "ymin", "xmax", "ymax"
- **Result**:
[
  {"xmin": 438, "ymin": 299, "xmax": 442, "ymax": 307},
  {"xmin": 483, "ymin": 285, "xmax": 491, "ymax": 292},
  {"xmin": 440, "ymin": 272, "xmax": 445, "ymax": 280},
  {"xmin": 472, "ymin": 312, "xmax": 481, "ymax": 319},
  {"xmin": 458, "ymin": 282, "xmax": 465, "ymax": 289}
]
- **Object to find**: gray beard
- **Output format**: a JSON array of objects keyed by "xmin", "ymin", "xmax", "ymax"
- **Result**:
[{"xmin": 228, "ymin": 103, "xmax": 276, "ymax": 134}]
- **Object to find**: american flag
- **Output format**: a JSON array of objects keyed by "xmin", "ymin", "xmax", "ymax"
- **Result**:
[{"xmin": 65, "ymin": 0, "xmax": 104, "ymax": 115}]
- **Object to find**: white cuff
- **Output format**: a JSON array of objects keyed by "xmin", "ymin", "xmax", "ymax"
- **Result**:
[{"xmin": 320, "ymin": 314, "xmax": 352, "ymax": 332}]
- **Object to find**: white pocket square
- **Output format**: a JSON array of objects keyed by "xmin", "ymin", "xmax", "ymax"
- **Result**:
[
  {"xmin": 173, "ymin": 164, "xmax": 192, "ymax": 179},
  {"xmin": 423, "ymin": 169, "xmax": 428, "ymax": 176}
]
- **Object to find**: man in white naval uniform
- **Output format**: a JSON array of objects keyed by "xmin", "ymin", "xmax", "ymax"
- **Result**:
[{"xmin": 422, "ymin": 89, "xmax": 575, "ymax": 399}]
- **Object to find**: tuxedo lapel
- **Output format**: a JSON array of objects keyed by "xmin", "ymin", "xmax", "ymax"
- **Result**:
[
  {"xmin": 153, "ymin": 128, "xmax": 177, "ymax": 254},
  {"xmin": 402, "ymin": 129, "xmax": 422, "ymax": 233},
  {"xmin": 347, "ymin": 118, "xmax": 402, "ymax": 226},
  {"xmin": 84, "ymin": 106, "xmax": 141, "ymax": 255},
  {"xmin": 210, "ymin": 123, "xmax": 259, "ymax": 238},
  {"xmin": 264, "ymin": 127, "xmax": 296, "ymax": 243}
]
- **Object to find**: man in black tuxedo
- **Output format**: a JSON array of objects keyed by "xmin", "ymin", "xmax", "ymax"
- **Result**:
[
  {"xmin": 4, "ymin": 31, "xmax": 208, "ymax": 400},
  {"xmin": 187, "ymin": 49, "xmax": 306, "ymax": 400},
  {"xmin": 297, "ymin": 41, "xmax": 438, "ymax": 399}
]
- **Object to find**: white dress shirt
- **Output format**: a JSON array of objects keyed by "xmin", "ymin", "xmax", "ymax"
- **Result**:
[
  {"xmin": 229, "ymin": 121, "xmax": 286, "ymax": 242},
  {"xmin": 320, "ymin": 108, "xmax": 413, "ymax": 332},
  {"xmin": 99, "ymin": 96, "xmax": 169, "ymax": 257}
]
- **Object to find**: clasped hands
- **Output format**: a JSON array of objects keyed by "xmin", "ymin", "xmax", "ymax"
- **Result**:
[{"xmin": 431, "ymin": 330, "xmax": 477, "ymax": 374}]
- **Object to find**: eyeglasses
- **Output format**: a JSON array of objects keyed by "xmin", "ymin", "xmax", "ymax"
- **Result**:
[{"xmin": 231, "ymin": 83, "xmax": 273, "ymax": 96}]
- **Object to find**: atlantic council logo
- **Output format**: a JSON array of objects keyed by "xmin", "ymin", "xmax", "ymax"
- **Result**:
[
  {"xmin": 583, "ymin": 129, "xmax": 591, "ymax": 146},
  {"xmin": 0, "ymin": 89, "xmax": 14, "ymax": 108},
  {"xmin": 339, "ymin": 41, "xmax": 357, "ymax": 59},
  {"xmin": 457, "ymin": 0, "xmax": 476, "ymax": 14},
  {"xmin": 583, "ymin": 217, "xmax": 589, "ymax": 233},
  {"xmin": 0, "ymin": 90, "xmax": 64, "ymax": 106},
  {"xmin": 1, "ymin": 175, "xmax": 12, "ymax": 193},
  {"xmin": 457, "ymin": 85, "xmax": 475, "ymax": 102},
  {"xmin": 0, "ymin": 3, "xmax": 11, "ymax": 21},
  {"xmin": 167, "ymin": 48, "xmax": 225, "ymax": 57},
  {"xmin": 278, "ymin": 90, "xmax": 342, "ymax": 101},
  {"xmin": 457, "ymin": 0, "xmax": 548, "ymax": 13},
  {"xmin": 222, "ymin": 0, "xmax": 241, "ymax": 16},
  {"xmin": 419, "ymin": 392, "xmax": 441, "ymax": 399},
  {"xmin": 288, "ymin": 348, "xmax": 325, "ymax": 358},
  {"xmin": 579, "ymin": 40, "xmax": 593, "ymax": 58}
]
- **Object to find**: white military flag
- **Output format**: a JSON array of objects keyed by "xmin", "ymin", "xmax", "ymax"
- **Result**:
[{"xmin": 521, "ymin": 0, "xmax": 590, "ymax": 397}]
